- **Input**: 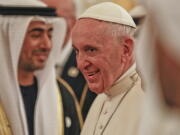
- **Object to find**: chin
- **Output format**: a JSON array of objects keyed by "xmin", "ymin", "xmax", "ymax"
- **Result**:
[
  {"xmin": 35, "ymin": 61, "xmax": 47, "ymax": 69},
  {"xmin": 89, "ymin": 86, "xmax": 104, "ymax": 94},
  {"xmin": 33, "ymin": 64, "xmax": 46, "ymax": 71}
]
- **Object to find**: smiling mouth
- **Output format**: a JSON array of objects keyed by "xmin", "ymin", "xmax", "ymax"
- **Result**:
[{"xmin": 87, "ymin": 69, "xmax": 100, "ymax": 76}]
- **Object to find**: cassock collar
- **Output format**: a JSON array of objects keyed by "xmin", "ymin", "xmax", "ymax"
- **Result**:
[{"xmin": 105, "ymin": 64, "xmax": 139, "ymax": 97}]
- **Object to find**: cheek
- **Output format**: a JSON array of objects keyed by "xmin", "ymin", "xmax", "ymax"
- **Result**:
[
  {"xmin": 98, "ymin": 56, "xmax": 115, "ymax": 75},
  {"xmin": 95, "ymin": 57, "xmax": 115, "ymax": 89},
  {"xmin": 22, "ymin": 46, "xmax": 32, "ymax": 57},
  {"xmin": 20, "ymin": 47, "xmax": 35, "ymax": 63},
  {"xmin": 101, "ymin": 68, "xmax": 115, "ymax": 90},
  {"xmin": 100, "ymin": 52, "xmax": 124, "ymax": 87},
  {"xmin": 22, "ymin": 40, "xmax": 37, "ymax": 54}
]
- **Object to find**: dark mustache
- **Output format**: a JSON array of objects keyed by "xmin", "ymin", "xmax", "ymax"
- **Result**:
[{"xmin": 33, "ymin": 49, "xmax": 50, "ymax": 53}]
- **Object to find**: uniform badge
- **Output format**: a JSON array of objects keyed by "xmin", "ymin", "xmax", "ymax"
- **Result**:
[
  {"xmin": 68, "ymin": 67, "xmax": 79, "ymax": 78},
  {"xmin": 65, "ymin": 116, "xmax": 72, "ymax": 128}
]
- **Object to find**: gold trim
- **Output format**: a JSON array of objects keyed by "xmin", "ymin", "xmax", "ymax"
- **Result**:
[
  {"xmin": 57, "ymin": 77, "xmax": 83, "ymax": 128},
  {"xmin": 80, "ymin": 84, "xmax": 88, "ymax": 109},
  {"xmin": 0, "ymin": 103, "xmax": 13, "ymax": 135},
  {"xmin": 56, "ymin": 84, "xmax": 64, "ymax": 135}
]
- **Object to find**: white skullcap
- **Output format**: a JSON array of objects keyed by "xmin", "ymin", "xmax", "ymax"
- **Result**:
[{"xmin": 79, "ymin": 2, "xmax": 136, "ymax": 28}]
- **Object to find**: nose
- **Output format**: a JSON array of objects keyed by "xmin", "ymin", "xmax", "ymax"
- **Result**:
[
  {"xmin": 76, "ymin": 53, "xmax": 91, "ymax": 71},
  {"xmin": 40, "ymin": 33, "xmax": 52, "ymax": 50}
]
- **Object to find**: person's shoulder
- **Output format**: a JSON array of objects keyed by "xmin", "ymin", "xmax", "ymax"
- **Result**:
[
  {"xmin": 57, "ymin": 77, "xmax": 76, "ymax": 98},
  {"xmin": 132, "ymin": 76, "xmax": 145, "ymax": 97},
  {"xmin": 123, "ymin": 77, "xmax": 144, "ymax": 107},
  {"xmin": 56, "ymin": 77, "xmax": 83, "ymax": 130},
  {"xmin": 56, "ymin": 77, "xmax": 81, "ymax": 112}
]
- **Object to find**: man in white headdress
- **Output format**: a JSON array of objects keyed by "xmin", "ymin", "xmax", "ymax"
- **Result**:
[
  {"xmin": 0, "ymin": 0, "xmax": 67, "ymax": 135},
  {"xmin": 135, "ymin": 0, "xmax": 180, "ymax": 135},
  {"xmin": 72, "ymin": 2, "xmax": 144, "ymax": 135}
]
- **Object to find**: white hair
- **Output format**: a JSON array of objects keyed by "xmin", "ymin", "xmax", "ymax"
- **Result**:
[
  {"xmin": 102, "ymin": 22, "xmax": 136, "ymax": 41},
  {"xmin": 108, "ymin": 22, "xmax": 136, "ymax": 42}
]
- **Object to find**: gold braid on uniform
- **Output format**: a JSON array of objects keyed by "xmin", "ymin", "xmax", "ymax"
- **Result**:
[
  {"xmin": 57, "ymin": 78, "xmax": 83, "ymax": 128},
  {"xmin": 56, "ymin": 85, "xmax": 64, "ymax": 135},
  {"xmin": 80, "ymin": 84, "xmax": 88, "ymax": 109},
  {"xmin": 0, "ymin": 103, "xmax": 12, "ymax": 135}
]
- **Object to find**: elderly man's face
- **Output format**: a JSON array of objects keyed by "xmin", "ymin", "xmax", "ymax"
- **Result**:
[
  {"xmin": 72, "ymin": 19, "xmax": 126, "ymax": 93},
  {"xmin": 18, "ymin": 21, "xmax": 53, "ymax": 72}
]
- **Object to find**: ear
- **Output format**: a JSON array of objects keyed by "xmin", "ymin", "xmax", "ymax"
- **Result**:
[
  {"xmin": 121, "ymin": 38, "xmax": 134, "ymax": 63},
  {"xmin": 123, "ymin": 38, "xmax": 134, "ymax": 56}
]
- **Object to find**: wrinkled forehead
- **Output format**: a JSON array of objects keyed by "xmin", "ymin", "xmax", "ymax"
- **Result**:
[
  {"xmin": 72, "ymin": 18, "xmax": 111, "ymax": 37},
  {"xmin": 72, "ymin": 18, "xmax": 117, "ymax": 48}
]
